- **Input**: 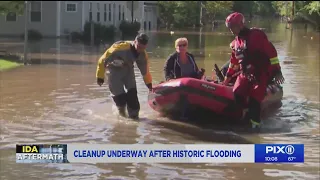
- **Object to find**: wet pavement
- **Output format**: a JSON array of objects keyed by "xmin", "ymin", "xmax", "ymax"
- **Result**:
[{"xmin": 0, "ymin": 21, "xmax": 319, "ymax": 180}]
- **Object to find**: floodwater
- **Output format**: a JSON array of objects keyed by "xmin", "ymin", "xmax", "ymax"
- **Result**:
[{"xmin": 0, "ymin": 21, "xmax": 319, "ymax": 180}]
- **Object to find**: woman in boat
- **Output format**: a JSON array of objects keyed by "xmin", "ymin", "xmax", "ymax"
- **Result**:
[{"xmin": 163, "ymin": 37, "xmax": 205, "ymax": 81}]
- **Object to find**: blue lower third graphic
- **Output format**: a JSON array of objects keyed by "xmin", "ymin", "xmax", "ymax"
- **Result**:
[{"xmin": 254, "ymin": 144, "xmax": 304, "ymax": 163}]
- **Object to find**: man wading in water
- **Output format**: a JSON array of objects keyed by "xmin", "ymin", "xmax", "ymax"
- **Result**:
[{"xmin": 96, "ymin": 33, "xmax": 153, "ymax": 120}]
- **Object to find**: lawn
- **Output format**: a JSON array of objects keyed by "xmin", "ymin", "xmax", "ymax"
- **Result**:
[{"xmin": 0, "ymin": 59, "xmax": 22, "ymax": 71}]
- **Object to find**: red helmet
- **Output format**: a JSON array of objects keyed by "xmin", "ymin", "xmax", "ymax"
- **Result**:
[{"xmin": 225, "ymin": 12, "xmax": 245, "ymax": 28}]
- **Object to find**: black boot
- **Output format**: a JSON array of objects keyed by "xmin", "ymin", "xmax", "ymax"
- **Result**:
[
  {"xmin": 112, "ymin": 93, "xmax": 127, "ymax": 117},
  {"xmin": 233, "ymin": 93, "xmax": 250, "ymax": 122},
  {"xmin": 126, "ymin": 88, "xmax": 140, "ymax": 120},
  {"xmin": 234, "ymin": 93, "xmax": 246, "ymax": 108},
  {"xmin": 247, "ymin": 98, "xmax": 262, "ymax": 129}
]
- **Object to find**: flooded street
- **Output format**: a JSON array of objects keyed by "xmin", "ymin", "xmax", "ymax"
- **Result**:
[{"xmin": 0, "ymin": 21, "xmax": 319, "ymax": 180}]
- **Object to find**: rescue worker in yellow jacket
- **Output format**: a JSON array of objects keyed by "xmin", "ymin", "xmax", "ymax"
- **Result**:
[{"xmin": 96, "ymin": 33, "xmax": 153, "ymax": 119}]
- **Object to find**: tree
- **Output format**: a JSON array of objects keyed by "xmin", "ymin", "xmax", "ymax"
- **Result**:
[
  {"xmin": 158, "ymin": 1, "xmax": 177, "ymax": 28},
  {"xmin": 252, "ymin": 1, "xmax": 276, "ymax": 17},
  {"xmin": 173, "ymin": 1, "xmax": 200, "ymax": 28},
  {"xmin": 232, "ymin": 1, "xmax": 255, "ymax": 18},
  {"xmin": 0, "ymin": 1, "xmax": 24, "ymax": 15},
  {"xmin": 158, "ymin": 1, "xmax": 201, "ymax": 28},
  {"xmin": 205, "ymin": 1, "xmax": 233, "ymax": 22},
  {"xmin": 157, "ymin": 1, "xmax": 320, "ymax": 28},
  {"xmin": 298, "ymin": 1, "xmax": 320, "ymax": 29},
  {"xmin": 303, "ymin": 1, "xmax": 320, "ymax": 15},
  {"xmin": 271, "ymin": 1, "xmax": 289, "ymax": 17}
]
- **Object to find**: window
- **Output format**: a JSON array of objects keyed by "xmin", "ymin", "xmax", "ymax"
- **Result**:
[
  {"xmin": 113, "ymin": 3, "xmax": 116, "ymax": 22},
  {"xmin": 108, "ymin": 4, "xmax": 111, "ymax": 21},
  {"xmin": 66, "ymin": 3, "xmax": 77, "ymax": 12},
  {"xmin": 89, "ymin": 12, "xmax": 92, "ymax": 21},
  {"xmin": 119, "ymin": 5, "xmax": 121, "ymax": 21},
  {"xmin": 97, "ymin": 12, "xmax": 100, "ymax": 22},
  {"xmin": 122, "ymin": 6, "xmax": 124, "ymax": 20},
  {"xmin": 97, "ymin": 3, "xmax": 100, "ymax": 22},
  {"xmin": 6, "ymin": 12, "xmax": 17, "ymax": 22},
  {"xmin": 104, "ymin": 4, "xmax": 107, "ymax": 22},
  {"xmin": 89, "ymin": 3, "xmax": 92, "ymax": 21},
  {"xmin": 30, "ymin": 1, "xmax": 41, "ymax": 22}
]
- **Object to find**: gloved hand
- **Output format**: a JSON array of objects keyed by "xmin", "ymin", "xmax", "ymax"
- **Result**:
[
  {"xmin": 273, "ymin": 70, "xmax": 285, "ymax": 85},
  {"xmin": 222, "ymin": 77, "xmax": 231, "ymax": 85},
  {"xmin": 97, "ymin": 78, "xmax": 104, "ymax": 86},
  {"xmin": 198, "ymin": 68, "xmax": 205, "ymax": 77},
  {"xmin": 146, "ymin": 83, "xmax": 153, "ymax": 92}
]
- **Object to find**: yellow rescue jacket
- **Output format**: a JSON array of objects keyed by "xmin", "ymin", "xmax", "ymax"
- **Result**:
[{"xmin": 96, "ymin": 41, "xmax": 152, "ymax": 85}]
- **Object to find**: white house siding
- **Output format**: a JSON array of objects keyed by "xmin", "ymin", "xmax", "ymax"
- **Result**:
[
  {"xmin": 0, "ymin": 1, "xmax": 158, "ymax": 37},
  {"xmin": 84, "ymin": 1, "xmax": 158, "ymax": 31},
  {"xmin": 0, "ymin": 1, "xmax": 58, "ymax": 37},
  {"xmin": 59, "ymin": 1, "xmax": 84, "ymax": 36},
  {"xmin": 144, "ymin": 2, "xmax": 158, "ymax": 31}
]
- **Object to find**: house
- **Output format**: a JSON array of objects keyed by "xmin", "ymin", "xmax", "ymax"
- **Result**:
[{"xmin": 0, "ymin": 1, "xmax": 158, "ymax": 38}]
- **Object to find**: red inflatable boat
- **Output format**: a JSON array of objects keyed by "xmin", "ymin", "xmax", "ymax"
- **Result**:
[{"xmin": 148, "ymin": 77, "xmax": 283, "ymax": 122}]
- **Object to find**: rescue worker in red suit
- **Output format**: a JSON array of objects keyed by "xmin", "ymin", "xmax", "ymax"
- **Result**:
[{"xmin": 222, "ymin": 12, "xmax": 285, "ymax": 129}]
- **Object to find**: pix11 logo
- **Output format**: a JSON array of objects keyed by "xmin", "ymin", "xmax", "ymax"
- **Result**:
[
  {"xmin": 266, "ymin": 145, "xmax": 295, "ymax": 155},
  {"xmin": 255, "ymin": 144, "xmax": 304, "ymax": 163}
]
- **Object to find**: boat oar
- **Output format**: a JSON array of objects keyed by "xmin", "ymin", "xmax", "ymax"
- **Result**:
[{"xmin": 214, "ymin": 64, "xmax": 225, "ymax": 82}]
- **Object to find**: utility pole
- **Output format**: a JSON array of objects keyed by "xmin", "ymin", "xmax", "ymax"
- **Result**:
[
  {"xmin": 199, "ymin": 1, "xmax": 203, "ymax": 26},
  {"xmin": 285, "ymin": 2, "xmax": 288, "ymax": 18},
  {"xmin": 90, "ymin": 21, "xmax": 94, "ymax": 46},
  {"xmin": 131, "ymin": 1, "xmax": 134, "ymax": 23},
  {"xmin": 291, "ymin": 1, "xmax": 295, "ymax": 19},
  {"xmin": 23, "ymin": 1, "xmax": 29, "ymax": 65}
]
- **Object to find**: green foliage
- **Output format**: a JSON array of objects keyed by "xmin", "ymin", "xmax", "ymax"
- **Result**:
[
  {"xmin": 271, "ymin": 1, "xmax": 319, "ymax": 28},
  {"xmin": 252, "ymin": 1, "xmax": 276, "ymax": 17},
  {"xmin": 69, "ymin": 22, "xmax": 117, "ymax": 45},
  {"xmin": 173, "ymin": 1, "xmax": 201, "ymax": 28},
  {"xmin": 0, "ymin": 1, "xmax": 24, "ymax": 15},
  {"xmin": 119, "ymin": 20, "xmax": 141, "ymax": 38},
  {"xmin": 82, "ymin": 22, "xmax": 116, "ymax": 45},
  {"xmin": 158, "ymin": 1, "xmax": 201, "ymax": 28},
  {"xmin": 157, "ymin": 1, "xmax": 320, "ymax": 28},
  {"xmin": 271, "ymin": 1, "xmax": 289, "ymax": 16},
  {"xmin": 0, "ymin": 59, "xmax": 21, "ymax": 71},
  {"xmin": 232, "ymin": 1, "xmax": 255, "ymax": 17},
  {"xmin": 297, "ymin": 2, "xmax": 320, "ymax": 29},
  {"xmin": 158, "ymin": 1, "xmax": 177, "ymax": 26},
  {"xmin": 70, "ymin": 31, "xmax": 83, "ymax": 43},
  {"xmin": 20, "ymin": 29, "xmax": 43, "ymax": 41},
  {"xmin": 205, "ymin": 1, "xmax": 234, "ymax": 21},
  {"xmin": 303, "ymin": 1, "xmax": 320, "ymax": 15}
]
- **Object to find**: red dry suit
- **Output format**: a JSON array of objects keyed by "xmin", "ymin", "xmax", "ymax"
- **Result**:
[{"xmin": 226, "ymin": 27, "xmax": 281, "ymax": 103}]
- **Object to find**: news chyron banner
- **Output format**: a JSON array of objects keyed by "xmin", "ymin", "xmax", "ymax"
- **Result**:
[
  {"xmin": 16, "ymin": 144, "xmax": 69, "ymax": 163},
  {"xmin": 16, "ymin": 144, "xmax": 304, "ymax": 164}
]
